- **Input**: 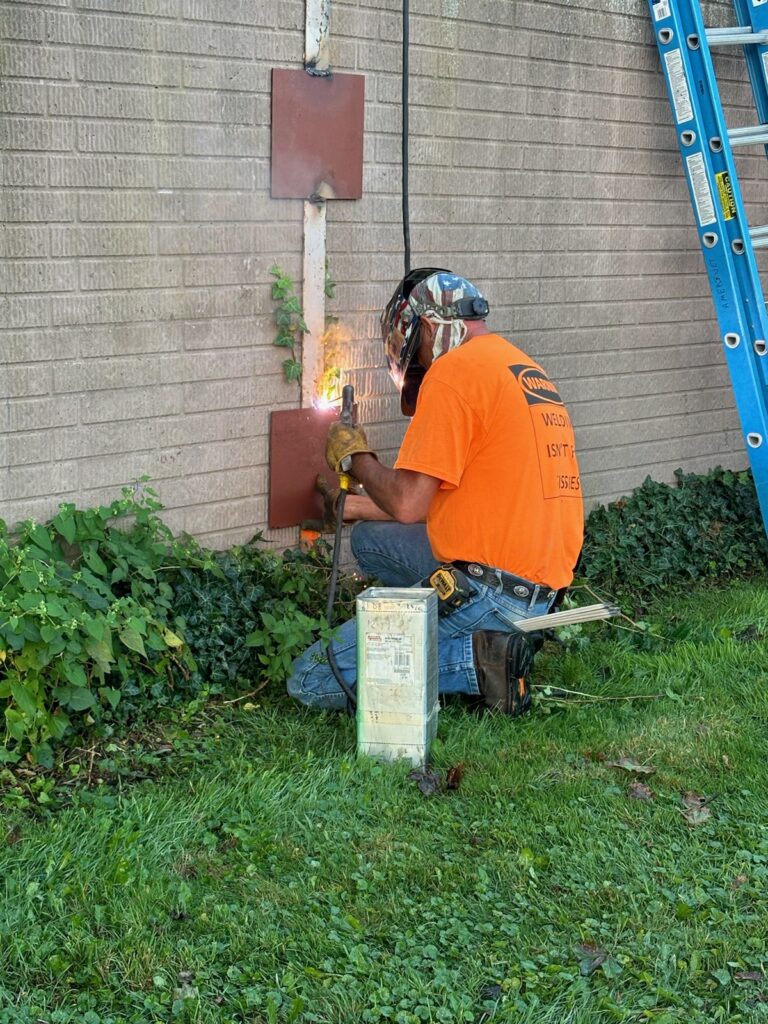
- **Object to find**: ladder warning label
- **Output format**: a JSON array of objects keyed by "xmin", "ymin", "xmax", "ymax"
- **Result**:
[
  {"xmin": 664, "ymin": 49, "xmax": 693, "ymax": 124},
  {"xmin": 715, "ymin": 171, "xmax": 737, "ymax": 220},
  {"xmin": 686, "ymin": 152, "xmax": 716, "ymax": 226},
  {"xmin": 653, "ymin": 0, "xmax": 671, "ymax": 20}
]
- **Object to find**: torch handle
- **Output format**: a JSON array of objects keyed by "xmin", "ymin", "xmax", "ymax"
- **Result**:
[{"xmin": 340, "ymin": 384, "xmax": 355, "ymax": 427}]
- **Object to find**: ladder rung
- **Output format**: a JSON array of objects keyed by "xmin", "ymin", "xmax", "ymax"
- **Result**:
[
  {"xmin": 706, "ymin": 26, "xmax": 768, "ymax": 46},
  {"xmin": 728, "ymin": 124, "xmax": 768, "ymax": 146},
  {"xmin": 749, "ymin": 224, "xmax": 768, "ymax": 238}
]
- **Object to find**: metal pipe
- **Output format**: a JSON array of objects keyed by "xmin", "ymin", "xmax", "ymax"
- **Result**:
[
  {"xmin": 706, "ymin": 27, "xmax": 768, "ymax": 46},
  {"xmin": 728, "ymin": 124, "xmax": 768, "ymax": 146}
]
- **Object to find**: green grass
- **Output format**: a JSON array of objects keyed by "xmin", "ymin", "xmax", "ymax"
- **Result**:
[{"xmin": 1, "ymin": 581, "xmax": 768, "ymax": 1024}]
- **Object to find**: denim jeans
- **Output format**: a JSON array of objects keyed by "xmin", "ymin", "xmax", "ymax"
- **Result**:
[{"xmin": 286, "ymin": 522, "xmax": 556, "ymax": 710}]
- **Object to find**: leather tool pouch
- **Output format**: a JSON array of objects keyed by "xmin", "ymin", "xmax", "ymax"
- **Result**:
[{"xmin": 425, "ymin": 565, "xmax": 475, "ymax": 616}]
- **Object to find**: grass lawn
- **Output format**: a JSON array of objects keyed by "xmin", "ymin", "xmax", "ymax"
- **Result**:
[{"xmin": 1, "ymin": 581, "xmax": 767, "ymax": 1024}]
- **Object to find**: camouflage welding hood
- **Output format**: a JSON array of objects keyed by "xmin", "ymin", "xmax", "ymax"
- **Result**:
[{"xmin": 382, "ymin": 269, "xmax": 490, "ymax": 410}]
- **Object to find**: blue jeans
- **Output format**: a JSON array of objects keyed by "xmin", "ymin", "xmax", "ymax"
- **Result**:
[{"xmin": 287, "ymin": 522, "xmax": 556, "ymax": 710}]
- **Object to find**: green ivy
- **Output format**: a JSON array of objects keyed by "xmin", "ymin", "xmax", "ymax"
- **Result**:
[
  {"xmin": 0, "ymin": 491, "xmax": 360, "ymax": 765},
  {"xmin": 270, "ymin": 264, "xmax": 307, "ymax": 384},
  {"xmin": 171, "ymin": 541, "xmax": 360, "ymax": 694},
  {"xmin": 578, "ymin": 466, "xmax": 768, "ymax": 600}
]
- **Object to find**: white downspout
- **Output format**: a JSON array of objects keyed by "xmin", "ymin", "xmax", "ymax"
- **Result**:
[{"xmin": 301, "ymin": 0, "xmax": 332, "ymax": 407}]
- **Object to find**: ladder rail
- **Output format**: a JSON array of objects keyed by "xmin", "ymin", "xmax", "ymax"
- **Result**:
[
  {"xmin": 649, "ymin": 0, "xmax": 768, "ymax": 534},
  {"xmin": 731, "ymin": 0, "xmax": 768, "ymax": 161}
]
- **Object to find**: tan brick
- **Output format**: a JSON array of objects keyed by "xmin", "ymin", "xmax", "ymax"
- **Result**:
[
  {"xmin": 0, "ymin": 260, "xmax": 76, "ymax": 293},
  {"xmin": 80, "ymin": 385, "xmax": 183, "ymax": 424},
  {"xmin": 1, "ymin": 41, "xmax": 72, "ymax": 79},
  {"xmin": 0, "ymin": 81, "xmax": 47, "ymax": 114}
]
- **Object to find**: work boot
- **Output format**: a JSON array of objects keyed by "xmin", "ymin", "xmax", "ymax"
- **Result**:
[{"xmin": 471, "ymin": 630, "xmax": 534, "ymax": 716}]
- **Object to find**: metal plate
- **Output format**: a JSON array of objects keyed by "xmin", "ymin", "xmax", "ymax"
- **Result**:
[
  {"xmin": 268, "ymin": 406, "xmax": 339, "ymax": 529},
  {"xmin": 271, "ymin": 68, "xmax": 365, "ymax": 199}
]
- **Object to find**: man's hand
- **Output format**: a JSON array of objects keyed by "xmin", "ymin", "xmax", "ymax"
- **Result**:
[{"xmin": 325, "ymin": 422, "xmax": 374, "ymax": 475}]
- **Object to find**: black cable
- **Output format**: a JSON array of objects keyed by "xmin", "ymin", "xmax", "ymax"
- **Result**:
[{"xmin": 402, "ymin": 0, "xmax": 411, "ymax": 275}]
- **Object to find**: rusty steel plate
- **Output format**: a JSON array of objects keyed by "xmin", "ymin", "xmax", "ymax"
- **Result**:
[
  {"xmin": 271, "ymin": 68, "xmax": 365, "ymax": 200},
  {"xmin": 269, "ymin": 406, "xmax": 340, "ymax": 529}
]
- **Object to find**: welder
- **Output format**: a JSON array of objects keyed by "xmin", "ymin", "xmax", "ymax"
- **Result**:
[{"xmin": 287, "ymin": 269, "xmax": 584, "ymax": 715}]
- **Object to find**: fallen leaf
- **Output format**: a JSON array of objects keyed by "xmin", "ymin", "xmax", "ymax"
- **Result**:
[
  {"xmin": 446, "ymin": 763, "xmax": 465, "ymax": 790},
  {"xmin": 628, "ymin": 781, "xmax": 654, "ymax": 801},
  {"xmin": 680, "ymin": 791, "xmax": 712, "ymax": 826},
  {"xmin": 578, "ymin": 942, "xmax": 608, "ymax": 976},
  {"xmin": 732, "ymin": 874, "xmax": 748, "ymax": 889},
  {"xmin": 583, "ymin": 749, "xmax": 607, "ymax": 762},
  {"xmin": 609, "ymin": 757, "xmax": 656, "ymax": 775},
  {"xmin": 407, "ymin": 767, "xmax": 442, "ymax": 797},
  {"xmin": 735, "ymin": 971, "xmax": 764, "ymax": 982}
]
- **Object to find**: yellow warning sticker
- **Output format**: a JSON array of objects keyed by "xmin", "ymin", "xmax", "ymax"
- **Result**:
[{"xmin": 715, "ymin": 171, "xmax": 737, "ymax": 220}]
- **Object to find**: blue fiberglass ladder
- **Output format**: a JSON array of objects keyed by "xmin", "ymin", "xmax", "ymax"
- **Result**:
[{"xmin": 648, "ymin": 0, "xmax": 768, "ymax": 535}]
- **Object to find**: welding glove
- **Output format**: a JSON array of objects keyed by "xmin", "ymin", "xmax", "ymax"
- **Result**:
[{"xmin": 325, "ymin": 422, "xmax": 375, "ymax": 476}]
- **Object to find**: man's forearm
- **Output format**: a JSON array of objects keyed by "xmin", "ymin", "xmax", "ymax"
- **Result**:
[
  {"xmin": 343, "ymin": 493, "xmax": 393, "ymax": 522},
  {"xmin": 349, "ymin": 454, "xmax": 404, "ymax": 519},
  {"xmin": 349, "ymin": 453, "xmax": 440, "ymax": 523}
]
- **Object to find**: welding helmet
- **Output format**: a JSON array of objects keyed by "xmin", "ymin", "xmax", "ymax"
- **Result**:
[{"xmin": 382, "ymin": 268, "xmax": 489, "ymax": 414}]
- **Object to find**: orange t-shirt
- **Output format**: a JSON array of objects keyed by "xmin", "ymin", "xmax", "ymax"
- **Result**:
[{"xmin": 394, "ymin": 333, "xmax": 584, "ymax": 589}]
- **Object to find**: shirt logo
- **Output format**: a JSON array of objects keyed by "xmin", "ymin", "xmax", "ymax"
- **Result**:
[{"xmin": 508, "ymin": 364, "xmax": 564, "ymax": 407}]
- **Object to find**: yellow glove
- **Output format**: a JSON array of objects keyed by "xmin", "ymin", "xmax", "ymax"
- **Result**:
[{"xmin": 325, "ymin": 421, "xmax": 374, "ymax": 475}]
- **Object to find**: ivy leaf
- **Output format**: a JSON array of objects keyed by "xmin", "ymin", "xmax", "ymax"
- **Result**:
[
  {"xmin": 86, "ymin": 638, "xmax": 114, "ymax": 670},
  {"xmin": 83, "ymin": 547, "xmax": 108, "ymax": 576},
  {"xmin": 99, "ymin": 687, "xmax": 121, "ymax": 709},
  {"xmin": 19, "ymin": 569, "xmax": 39, "ymax": 591},
  {"xmin": 282, "ymin": 359, "xmax": 302, "ymax": 382},
  {"xmin": 52, "ymin": 511, "xmax": 76, "ymax": 545},
  {"xmin": 10, "ymin": 681, "xmax": 39, "ymax": 719},
  {"xmin": 119, "ymin": 629, "xmax": 147, "ymax": 658},
  {"xmin": 609, "ymin": 757, "xmax": 656, "ymax": 775},
  {"xmin": 63, "ymin": 662, "xmax": 88, "ymax": 688},
  {"xmin": 45, "ymin": 711, "xmax": 71, "ymax": 739},
  {"xmin": 29, "ymin": 525, "xmax": 52, "ymax": 553},
  {"xmin": 5, "ymin": 709, "xmax": 28, "ymax": 742},
  {"xmin": 68, "ymin": 687, "xmax": 96, "ymax": 711},
  {"xmin": 163, "ymin": 629, "xmax": 183, "ymax": 649},
  {"xmin": 30, "ymin": 742, "xmax": 54, "ymax": 769},
  {"xmin": 84, "ymin": 617, "xmax": 106, "ymax": 641}
]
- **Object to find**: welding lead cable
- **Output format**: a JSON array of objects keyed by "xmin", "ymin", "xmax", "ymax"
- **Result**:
[
  {"xmin": 402, "ymin": 0, "xmax": 411, "ymax": 275},
  {"xmin": 325, "ymin": 486, "xmax": 357, "ymax": 711}
]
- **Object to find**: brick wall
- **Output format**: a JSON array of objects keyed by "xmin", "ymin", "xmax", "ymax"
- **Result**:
[{"xmin": 0, "ymin": 0, "xmax": 756, "ymax": 547}]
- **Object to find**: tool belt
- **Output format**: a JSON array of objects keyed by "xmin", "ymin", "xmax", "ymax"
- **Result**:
[{"xmin": 451, "ymin": 561, "xmax": 556, "ymax": 604}]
